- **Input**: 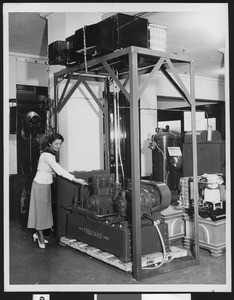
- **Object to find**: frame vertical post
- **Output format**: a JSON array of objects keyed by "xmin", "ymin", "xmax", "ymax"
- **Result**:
[
  {"xmin": 54, "ymin": 75, "xmax": 58, "ymax": 133},
  {"xmin": 190, "ymin": 61, "xmax": 200, "ymax": 262},
  {"xmin": 129, "ymin": 49, "xmax": 142, "ymax": 280},
  {"xmin": 104, "ymin": 78, "xmax": 110, "ymax": 173}
]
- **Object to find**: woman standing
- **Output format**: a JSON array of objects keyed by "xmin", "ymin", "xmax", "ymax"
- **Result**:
[{"xmin": 27, "ymin": 133, "xmax": 86, "ymax": 248}]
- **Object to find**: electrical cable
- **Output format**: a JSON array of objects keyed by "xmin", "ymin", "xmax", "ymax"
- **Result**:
[
  {"xmin": 142, "ymin": 219, "xmax": 167, "ymax": 270},
  {"xmin": 20, "ymin": 118, "xmax": 29, "ymax": 140},
  {"xmin": 154, "ymin": 140, "xmax": 166, "ymax": 159},
  {"xmin": 165, "ymin": 170, "xmax": 170, "ymax": 185},
  {"xmin": 204, "ymin": 111, "xmax": 209, "ymax": 129}
]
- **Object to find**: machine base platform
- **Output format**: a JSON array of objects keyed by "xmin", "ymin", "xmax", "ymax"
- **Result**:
[{"xmin": 60, "ymin": 236, "xmax": 188, "ymax": 272}]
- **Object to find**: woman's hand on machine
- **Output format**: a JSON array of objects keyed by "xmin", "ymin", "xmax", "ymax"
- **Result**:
[{"xmin": 73, "ymin": 178, "xmax": 88, "ymax": 185}]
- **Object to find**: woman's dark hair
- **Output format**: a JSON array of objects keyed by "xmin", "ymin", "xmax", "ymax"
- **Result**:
[
  {"xmin": 38, "ymin": 132, "xmax": 64, "ymax": 151},
  {"xmin": 48, "ymin": 133, "xmax": 64, "ymax": 145}
]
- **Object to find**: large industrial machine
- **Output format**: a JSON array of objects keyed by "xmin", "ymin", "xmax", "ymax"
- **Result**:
[
  {"xmin": 59, "ymin": 173, "xmax": 171, "ymax": 262},
  {"xmin": 51, "ymin": 12, "xmax": 202, "ymax": 279},
  {"xmin": 55, "ymin": 86, "xmax": 185, "ymax": 266}
]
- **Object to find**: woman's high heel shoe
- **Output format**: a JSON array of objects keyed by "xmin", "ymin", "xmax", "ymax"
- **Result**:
[
  {"xmin": 33, "ymin": 233, "xmax": 48, "ymax": 244},
  {"xmin": 37, "ymin": 239, "xmax": 45, "ymax": 249}
]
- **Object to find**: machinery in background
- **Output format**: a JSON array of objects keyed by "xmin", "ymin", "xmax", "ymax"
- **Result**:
[
  {"xmin": 179, "ymin": 129, "xmax": 226, "ymax": 220},
  {"xmin": 148, "ymin": 127, "xmax": 183, "ymax": 194},
  {"xmin": 16, "ymin": 84, "xmax": 48, "ymax": 178},
  {"xmin": 60, "ymin": 173, "xmax": 171, "ymax": 262},
  {"xmin": 178, "ymin": 173, "xmax": 226, "ymax": 221},
  {"xmin": 182, "ymin": 130, "xmax": 225, "ymax": 177}
]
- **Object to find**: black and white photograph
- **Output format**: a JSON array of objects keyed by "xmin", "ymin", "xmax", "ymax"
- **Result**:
[{"xmin": 2, "ymin": 1, "xmax": 231, "ymax": 296}]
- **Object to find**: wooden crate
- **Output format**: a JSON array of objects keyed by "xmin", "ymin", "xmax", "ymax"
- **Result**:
[{"xmin": 60, "ymin": 236, "xmax": 187, "ymax": 272}]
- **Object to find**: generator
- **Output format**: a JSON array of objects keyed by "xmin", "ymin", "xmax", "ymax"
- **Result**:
[{"xmin": 58, "ymin": 173, "xmax": 171, "ymax": 262}]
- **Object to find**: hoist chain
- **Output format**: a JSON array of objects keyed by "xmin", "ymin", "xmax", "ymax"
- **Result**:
[{"xmin": 83, "ymin": 25, "xmax": 88, "ymax": 73}]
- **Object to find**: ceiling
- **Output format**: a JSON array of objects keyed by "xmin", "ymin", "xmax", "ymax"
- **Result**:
[
  {"xmin": 9, "ymin": 12, "xmax": 48, "ymax": 58},
  {"xmin": 8, "ymin": 10, "xmax": 227, "ymax": 80}
]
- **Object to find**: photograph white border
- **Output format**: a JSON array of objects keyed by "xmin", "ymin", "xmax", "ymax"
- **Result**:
[{"xmin": 3, "ymin": 2, "xmax": 231, "ymax": 293}]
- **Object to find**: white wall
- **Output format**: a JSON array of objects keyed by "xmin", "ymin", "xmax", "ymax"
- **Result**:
[
  {"xmin": 47, "ymin": 12, "xmax": 104, "ymax": 172},
  {"xmin": 57, "ymin": 80, "xmax": 104, "ymax": 171}
]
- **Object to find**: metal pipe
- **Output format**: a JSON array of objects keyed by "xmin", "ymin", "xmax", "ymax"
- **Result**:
[
  {"xmin": 116, "ymin": 91, "xmax": 125, "ymax": 180},
  {"xmin": 113, "ymin": 85, "xmax": 119, "ymax": 184},
  {"xmin": 54, "ymin": 76, "xmax": 58, "ymax": 132},
  {"xmin": 104, "ymin": 79, "xmax": 110, "ymax": 173},
  {"xmin": 190, "ymin": 61, "xmax": 200, "ymax": 263}
]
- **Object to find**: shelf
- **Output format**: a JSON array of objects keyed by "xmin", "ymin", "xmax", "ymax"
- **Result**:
[{"xmin": 54, "ymin": 46, "xmax": 192, "ymax": 79}]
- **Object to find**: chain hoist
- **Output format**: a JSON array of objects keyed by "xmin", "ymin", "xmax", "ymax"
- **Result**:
[{"xmin": 83, "ymin": 25, "xmax": 88, "ymax": 73}]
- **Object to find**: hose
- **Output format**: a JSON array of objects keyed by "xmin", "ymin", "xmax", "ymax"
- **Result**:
[{"xmin": 165, "ymin": 170, "xmax": 170, "ymax": 185}]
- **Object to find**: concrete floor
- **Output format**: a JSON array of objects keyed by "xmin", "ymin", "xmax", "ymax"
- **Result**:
[{"xmin": 9, "ymin": 219, "xmax": 226, "ymax": 289}]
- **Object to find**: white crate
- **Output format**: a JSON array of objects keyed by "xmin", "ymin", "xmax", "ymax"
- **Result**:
[{"xmin": 148, "ymin": 23, "xmax": 167, "ymax": 52}]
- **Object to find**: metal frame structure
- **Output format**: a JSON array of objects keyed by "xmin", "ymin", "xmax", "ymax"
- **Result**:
[{"xmin": 53, "ymin": 46, "xmax": 200, "ymax": 281}]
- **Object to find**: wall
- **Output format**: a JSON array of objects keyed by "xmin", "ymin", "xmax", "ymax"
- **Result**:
[
  {"xmin": 57, "ymin": 80, "xmax": 104, "ymax": 171},
  {"xmin": 47, "ymin": 12, "xmax": 104, "ymax": 171}
]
